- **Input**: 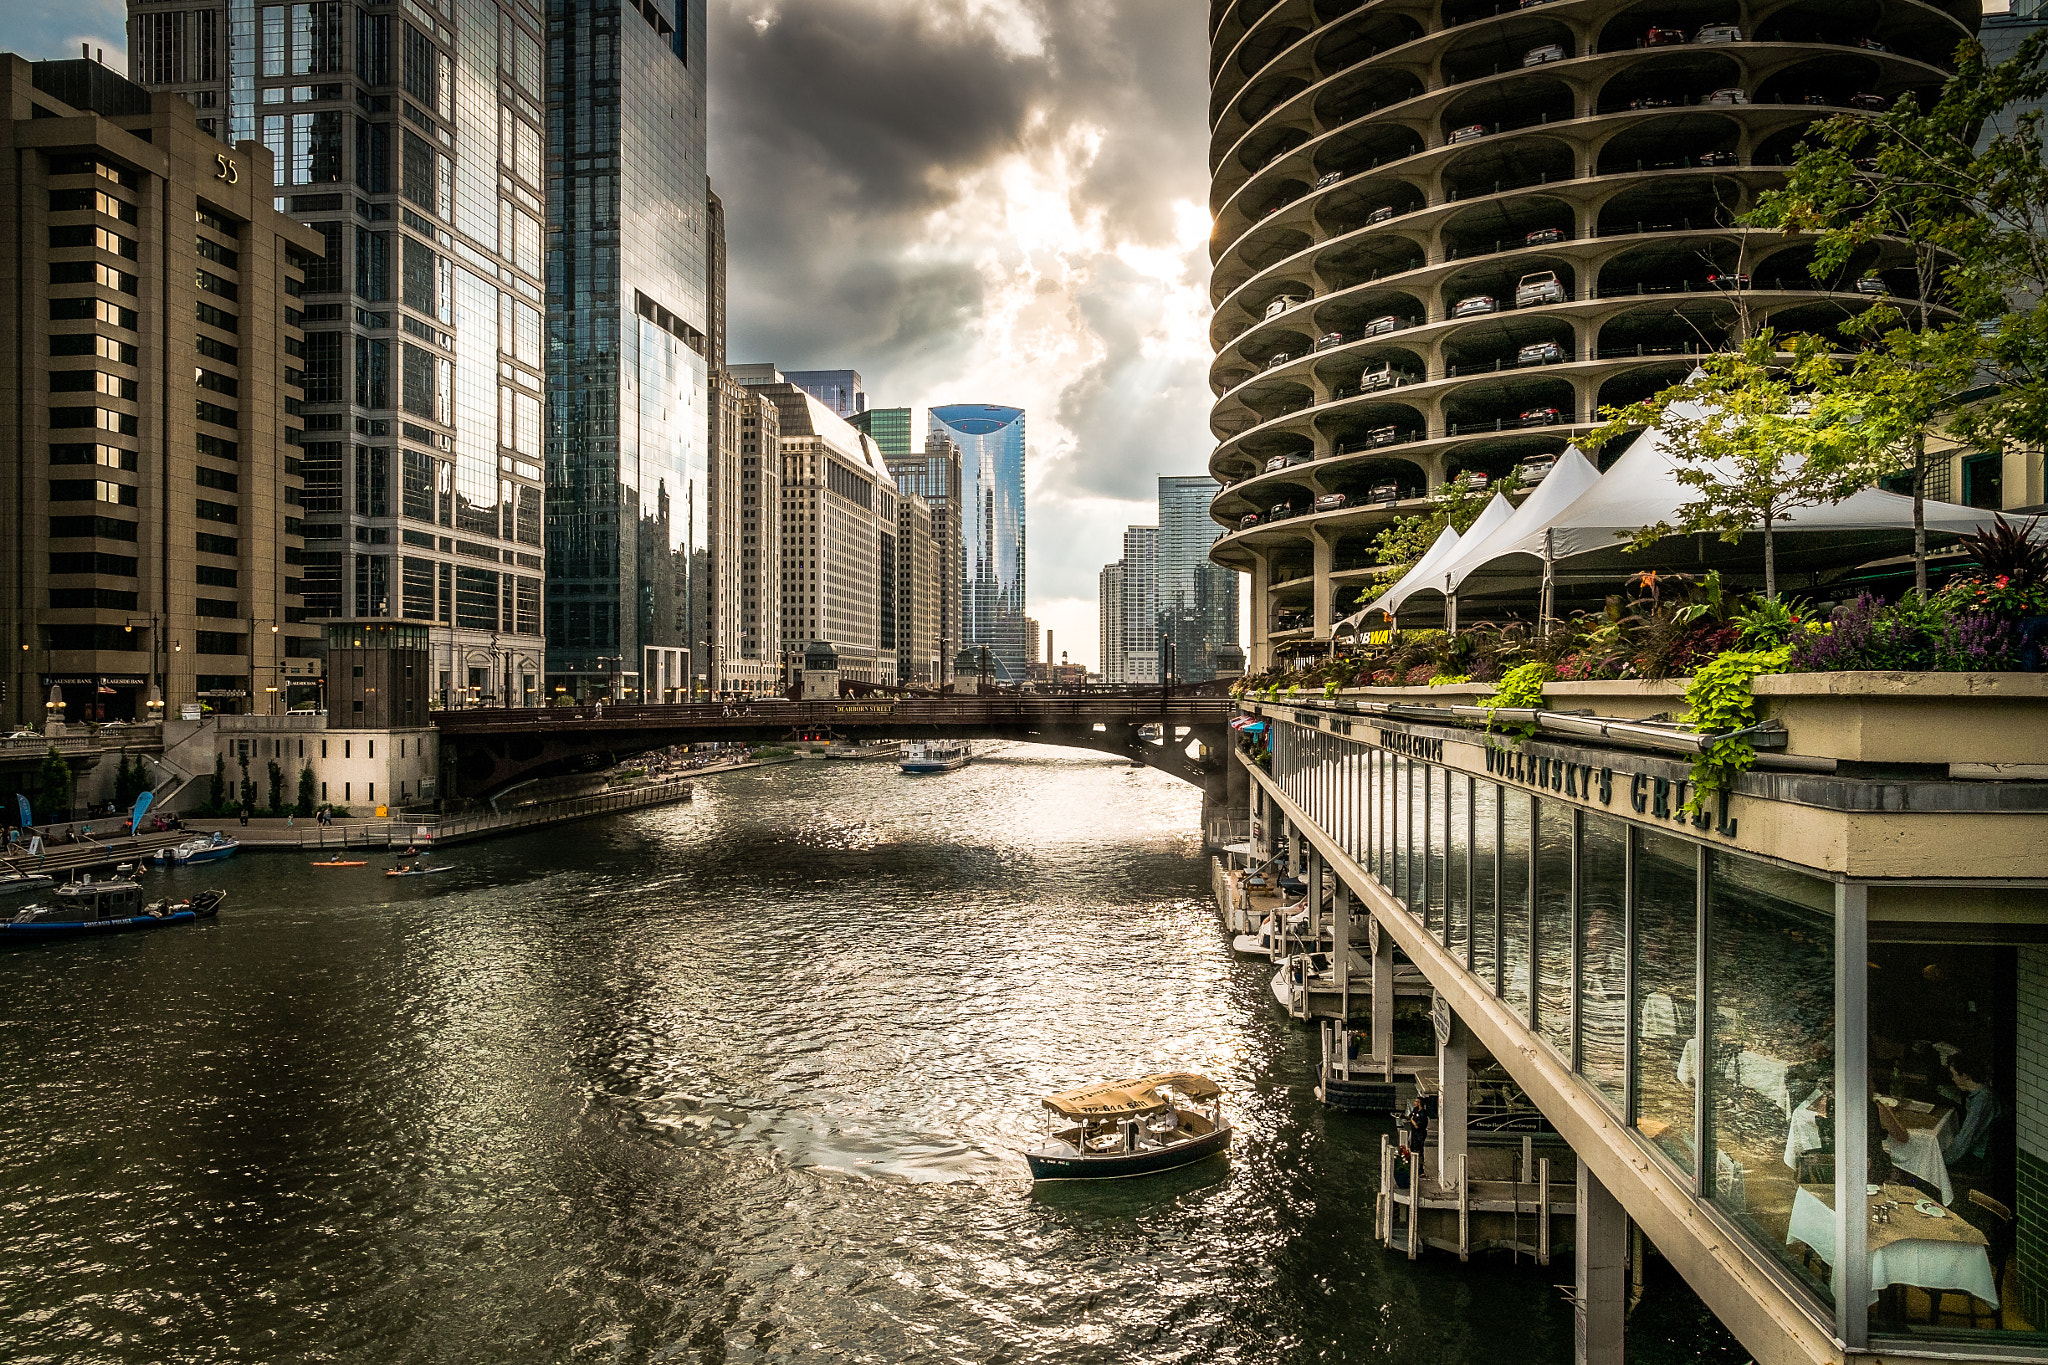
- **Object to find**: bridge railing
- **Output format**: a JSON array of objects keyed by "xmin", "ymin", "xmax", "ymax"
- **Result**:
[{"xmin": 432, "ymin": 695, "xmax": 1237, "ymax": 732}]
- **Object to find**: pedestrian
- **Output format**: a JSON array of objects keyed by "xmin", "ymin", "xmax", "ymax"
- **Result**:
[
  {"xmin": 1405, "ymin": 1094, "xmax": 1435, "ymax": 1184},
  {"xmin": 238, "ymin": 807, "xmax": 249, "ymax": 827},
  {"xmin": 287, "ymin": 813, "xmax": 294, "ymax": 829}
]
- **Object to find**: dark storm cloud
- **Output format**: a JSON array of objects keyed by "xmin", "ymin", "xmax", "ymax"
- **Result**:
[{"xmin": 709, "ymin": 0, "xmax": 1209, "ymax": 399}]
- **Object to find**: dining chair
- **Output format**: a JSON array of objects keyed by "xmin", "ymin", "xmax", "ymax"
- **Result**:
[{"xmin": 1932, "ymin": 1190, "xmax": 2015, "ymax": 1329}]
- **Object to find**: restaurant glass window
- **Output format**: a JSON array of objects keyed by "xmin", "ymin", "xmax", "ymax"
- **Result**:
[
  {"xmin": 1632, "ymin": 828, "xmax": 1696, "ymax": 1172},
  {"xmin": 1704, "ymin": 850, "xmax": 1835, "ymax": 1304},
  {"xmin": 1391, "ymin": 756, "xmax": 1410, "ymax": 907},
  {"xmin": 1424, "ymin": 765, "xmax": 1445, "ymax": 934},
  {"xmin": 1408, "ymin": 759, "xmax": 1427, "ymax": 919},
  {"xmin": 1578, "ymin": 811, "xmax": 1627, "ymax": 1112},
  {"xmin": 1365, "ymin": 750, "xmax": 1381, "ymax": 881},
  {"xmin": 1535, "ymin": 799, "xmax": 1574, "ymax": 1056},
  {"xmin": 1379, "ymin": 751, "xmax": 1394, "ymax": 885},
  {"xmin": 1852, "ymin": 932, "xmax": 2040, "ymax": 1344},
  {"xmin": 1500, "ymin": 790, "xmax": 1533, "ymax": 1018},
  {"xmin": 1447, "ymin": 773, "xmax": 1470, "ymax": 965},
  {"xmin": 1472, "ymin": 781, "xmax": 1499, "ymax": 992}
]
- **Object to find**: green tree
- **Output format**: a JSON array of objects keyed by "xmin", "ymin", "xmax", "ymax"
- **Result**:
[
  {"xmin": 266, "ymin": 760, "xmax": 285, "ymax": 815},
  {"xmin": 1586, "ymin": 333, "xmax": 1868, "ymax": 599},
  {"xmin": 208, "ymin": 753, "xmax": 227, "ymax": 812},
  {"xmin": 113, "ymin": 751, "xmax": 135, "ymax": 808},
  {"xmin": 296, "ymin": 764, "xmax": 316, "ymax": 817},
  {"xmin": 1749, "ymin": 31, "xmax": 2048, "ymax": 588},
  {"xmin": 34, "ymin": 748, "xmax": 74, "ymax": 822},
  {"xmin": 237, "ymin": 752, "xmax": 255, "ymax": 814}
]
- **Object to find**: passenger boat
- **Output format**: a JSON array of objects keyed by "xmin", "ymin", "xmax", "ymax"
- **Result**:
[
  {"xmin": 0, "ymin": 871, "xmax": 55, "ymax": 899},
  {"xmin": 1, "ymin": 878, "xmax": 224, "ymax": 942},
  {"xmin": 165, "ymin": 832, "xmax": 238, "ymax": 865},
  {"xmin": 899, "ymin": 739, "xmax": 971, "ymax": 774},
  {"xmin": 1026, "ymin": 1072, "xmax": 1232, "ymax": 1180}
]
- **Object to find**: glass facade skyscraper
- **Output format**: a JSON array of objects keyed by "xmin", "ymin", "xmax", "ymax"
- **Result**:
[
  {"xmin": 1157, "ymin": 475, "xmax": 1240, "ymax": 682},
  {"xmin": 544, "ymin": 0, "xmax": 710, "ymax": 702},
  {"xmin": 850, "ymin": 406, "xmax": 911, "ymax": 458},
  {"xmin": 928, "ymin": 403, "xmax": 1026, "ymax": 682},
  {"xmin": 126, "ymin": 0, "xmax": 553, "ymax": 707}
]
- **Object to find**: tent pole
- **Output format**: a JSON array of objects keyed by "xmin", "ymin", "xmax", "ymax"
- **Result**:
[{"xmin": 1539, "ymin": 529, "xmax": 1556, "ymax": 628}]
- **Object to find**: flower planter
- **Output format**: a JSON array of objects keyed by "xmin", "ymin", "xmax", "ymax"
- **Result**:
[
  {"xmin": 1751, "ymin": 671, "xmax": 2048, "ymax": 766},
  {"xmin": 1335, "ymin": 679, "xmax": 1689, "ymax": 722}
]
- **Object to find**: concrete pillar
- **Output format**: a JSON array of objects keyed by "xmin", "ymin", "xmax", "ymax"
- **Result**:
[
  {"xmin": 1371, "ymin": 913, "xmax": 1395, "ymax": 1077},
  {"xmin": 1334, "ymin": 880, "xmax": 1353, "ymax": 1013},
  {"xmin": 1308, "ymin": 848, "xmax": 1324, "ymax": 940},
  {"xmin": 1437, "ymin": 1007, "xmax": 1469, "ymax": 1182},
  {"xmin": 1575, "ymin": 1167, "xmax": 1628, "ymax": 1365},
  {"xmin": 1288, "ymin": 821, "xmax": 1303, "ymax": 878},
  {"xmin": 1249, "ymin": 551, "xmax": 1274, "ymax": 674},
  {"xmin": 1312, "ymin": 529, "xmax": 1336, "ymax": 638}
]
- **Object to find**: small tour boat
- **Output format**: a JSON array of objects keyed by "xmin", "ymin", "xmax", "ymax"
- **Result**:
[
  {"xmin": 899, "ymin": 739, "xmax": 971, "ymax": 774},
  {"xmin": 1026, "ymin": 1072, "xmax": 1232, "ymax": 1181},
  {"xmin": 167, "ymin": 832, "xmax": 238, "ymax": 866},
  {"xmin": 2, "ymin": 878, "xmax": 225, "ymax": 942}
]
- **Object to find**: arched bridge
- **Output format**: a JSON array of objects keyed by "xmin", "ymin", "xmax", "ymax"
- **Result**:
[{"xmin": 431, "ymin": 694, "xmax": 1243, "ymax": 808}]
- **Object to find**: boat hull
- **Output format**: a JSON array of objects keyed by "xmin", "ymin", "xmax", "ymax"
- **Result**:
[
  {"xmin": 898, "ymin": 757, "xmax": 969, "ymax": 774},
  {"xmin": 1, "ymin": 910, "xmax": 200, "ymax": 941},
  {"xmin": 1026, "ymin": 1122, "xmax": 1232, "ymax": 1181}
]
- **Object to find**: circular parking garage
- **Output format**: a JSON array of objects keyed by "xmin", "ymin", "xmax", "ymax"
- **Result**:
[{"xmin": 1209, "ymin": 0, "xmax": 1974, "ymax": 664}]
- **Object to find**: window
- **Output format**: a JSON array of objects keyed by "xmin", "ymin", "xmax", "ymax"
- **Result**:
[
  {"xmin": 51, "ymin": 334, "xmax": 138, "ymax": 364},
  {"xmin": 196, "ymin": 301, "xmax": 239, "ymax": 334},
  {"xmin": 49, "ymin": 587, "xmax": 138, "ymax": 610},
  {"xmin": 355, "ymin": 336, "xmax": 388, "ymax": 408},
  {"xmin": 49, "ymin": 551, "xmax": 136, "ymax": 576},
  {"xmin": 195, "ymin": 631, "xmax": 244, "ymax": 655},
  {"xmin": 50, "ymin": 479, "xmax": 137, "ymax": 506},
  {"xmin": 195, "ymin": 598, "xmax": 240, "ymax": 618},
  {"xmin": 49, "ymin": 442, "xmax": 136, "ymax": 471},
  {"xmin": 196, "ymin": 400, "xmax": 238, "ymax": 428},
  {"xmin": 196, "ymin": 565, "xmax": 238, "ymax": 587},
  {"xmin": 195, "ymin": 234, "xmax": 240, "ymax": 269},
  {"xmin": 196, "ymin": 269, "xmax": 238, "ymax": 302},
  {"xmin": 197, "ymin": 531, "xmax": 238, "ymax": 555},
  {"xmin": 303, "ymin": 331, "xmax": 344, "ymax": 404},
  {"xmin": 196, "ymin": 466, "xmax": 239, "ymax": 493},
  {"xmin": 196, "ymin": 368, "xmax": 239, "ymax": 397},
  {"xmin": 196, "ymin": 499, "xmax": 239, "ymax": 524}
]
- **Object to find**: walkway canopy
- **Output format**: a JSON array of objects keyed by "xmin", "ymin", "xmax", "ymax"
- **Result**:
[
  {"xmin": 1335, "ymin": 497, "xmax": 1508, "ymax": 633},
  {"xmin": 1393, "ymin": 447, "xmax": 1604, "ymax": 615}
]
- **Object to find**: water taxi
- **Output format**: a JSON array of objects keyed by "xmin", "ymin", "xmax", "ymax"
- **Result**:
[
  {"xmin": 2, "ymin": 878, "xmax": 224, "ymax": 943},
  {"xmin": 1026, "ymin": 1072, "xmax": 1232, "ymax": 1180},
  {"xmin": 899, "ymin": 740, "xmax": 971, "ymax": 774}
]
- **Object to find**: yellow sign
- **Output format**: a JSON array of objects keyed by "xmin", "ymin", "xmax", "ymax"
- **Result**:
[
  {"xmin": 832, "ymin": 703, "xmax": 896, "ymax": 715},
  {"xmin": 375, "ymin": 804, "xmax": 388, "ymax": 818}
]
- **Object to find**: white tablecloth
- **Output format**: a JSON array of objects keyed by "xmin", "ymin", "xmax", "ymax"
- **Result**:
[
  {"xmin": 1640, "ymin": 992, "xmax": 1681, "ymax": 1039},
  {"xmin": 1780, "ymin": 1103, "xmax": 1955, "ymax": 1206},
  {"xmin": 1787, "ymin": 1187, "xmax": 1998, "ymax": 1308},
  {"xmin": 1678, "ymin": 1039, "xmax": 1794, "ymax": 1115}
]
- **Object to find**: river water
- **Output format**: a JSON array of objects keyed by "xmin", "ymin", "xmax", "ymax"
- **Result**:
[{"xmin": 0, "ymin": 747, "xmax": 1735, "ymax": 1363}]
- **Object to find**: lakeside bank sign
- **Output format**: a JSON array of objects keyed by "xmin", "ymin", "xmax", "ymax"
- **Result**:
[{"xmin": 1365, "ymin": 723, "xmax": 1740, "ymax": 839}]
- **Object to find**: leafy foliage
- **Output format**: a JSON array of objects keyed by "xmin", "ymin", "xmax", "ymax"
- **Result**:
[
  {"xmin": 34, "ymin": 747, "xmax": 73, "ymax": 820},
  {"xmin": 296, "ymin": 765, "xmax": 317, "ymax": 818},
  {"xmin": 1480, "ymin": 662, "xmax": 1553, "ymax": 737},
  {"xmin": 1584, "ymin": 334, "xmax": 1873, "ymax": 598},
  {"xmin": 1681, "ymin": 647, "xmax": 1793, "ymax": 813}
]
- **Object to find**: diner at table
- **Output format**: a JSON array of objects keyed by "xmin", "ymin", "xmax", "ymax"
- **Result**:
[{"xmin": 1785, "ymin": 1182, "xmax": 1998, "ymax": 1314}]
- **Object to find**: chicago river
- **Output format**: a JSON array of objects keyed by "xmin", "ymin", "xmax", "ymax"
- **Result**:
[{"xmin": 0, "ymin": 749, "xmax": 1731, "ymax": 1363}]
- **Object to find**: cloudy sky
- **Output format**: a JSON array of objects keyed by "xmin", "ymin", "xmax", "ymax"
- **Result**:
[{"xmin": 2, "ymin": 0, "xmax": 1215, "ymax": 671}]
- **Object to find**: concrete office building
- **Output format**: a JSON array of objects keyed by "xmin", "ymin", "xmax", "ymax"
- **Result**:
[
  {"xmin": 784, "ymin": 368, "xmax": 864, "ymax": 419},
  {"xmin": 0, "ymin": 56, "xmax": 320, "ymax": 727},
  {"xmin": 1204, "ymin": 0, "xmax": 1981, "ymax": 669},
  {"xmin": 887, "ymin": 436, "xmax": 963, "ymax": 685},
  {"xmin": 126, "ymin": 0, "xmax": 552, "ymax": 708},
  {"xmin": 1158, "ymin": 474, "xmax": 1240, "ymax": 682},
  {"xmin": 850, "ymin": 405, "xmax": 912, "ymax": 458},
  {"xmin": 1119, "ymin": 525, "xmax": 1159, "ymax": 685},
  {"xmin": 753, "ymin": 380, "xmax": 892, "ymax": 683},
  {"xmin": 929, "ymin": 403, "xmax": 1027, "ymax": 682},
  {"xmin": 895, "ymin": 492, "xmax": 941, "ymax": 685},
  {"xmin": 729, "ymin": 383, "xmax": 782, "ymax": 693},
  {"xmin": 544, "ymin": 0, "xmax": 711, "ymax": 704},
  {"xmin": 1097, "ymin": 561, "xmax": 1126, "ymax": 687}
]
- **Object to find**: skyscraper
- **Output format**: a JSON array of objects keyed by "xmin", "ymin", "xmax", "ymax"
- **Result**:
[
  {"xmin": 784, "ymin": 368, "xmax": 864, "ymax": 418},
  {"xmin": 849, "ymin": 406, "xmax": 911, "ymax": 458},
  {"xmin": 1120, "ymin": 525, "xmax": 1158, "ymax": 685},
  {"xmin": 928, "ymin": 403, "xmax": 1026, "ymax": 682},
  {"xmin": 126, "ymin": 0, "xmax": 554, "ymax": 708},
  {"xmin": 1156, "ymin": 475, "xmax": 1240, "ymax": 682},
  {"xmin": 887, "ymin": 438, "xmax": 962, "ymax": 686},
  {"xmin": 1098, "ymin": 561, "xmax": 1125, "ymax": 687},
  {"xmin": 1, "ymin": 56, "xmax": 320, "ymax": 726},
  {"xmin": 545, "ymin": 0, "xmax": 711, "ymax": 703}
]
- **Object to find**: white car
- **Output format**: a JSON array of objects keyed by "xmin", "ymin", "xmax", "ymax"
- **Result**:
[
  {"xmin": 1264, "ymin": 295, "xmax": 1306, "ymax": 318},
  {"xmin": 1694, "ymin": 24, "xmax": 1743, "ymax": 42},
  {"xmin": 1514, "ymin": 270, "xmax": 1566, "ymax": 306},
  {"xmin": 1705, "ymin": 87, "xmax": 1750, "ymax": 105},
  {"xmin": 1452, "ymin": 294, "xmax": 1498, "ymax": 317},
  {"xmin": 1523, "ymin": 43, "xmax": 1567, "ymax": 65}
]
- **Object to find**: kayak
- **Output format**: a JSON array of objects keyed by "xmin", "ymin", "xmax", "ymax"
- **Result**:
[
  {"xmin": 385, "ymin": 865, "xmax": 453, "ymax": 878},
  {"xmin": 312, "ymin": 859, "xmax": 367, "ymax": 867}
]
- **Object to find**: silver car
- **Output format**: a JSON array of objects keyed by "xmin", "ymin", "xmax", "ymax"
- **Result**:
[{"xmin": 1453, "ymin": 294, "xmax": 1499, "ymax": 317}]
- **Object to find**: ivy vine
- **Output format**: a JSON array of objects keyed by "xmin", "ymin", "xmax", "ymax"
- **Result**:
[
  {"xmin": 1478, "ymin": 661, "xmax": 1553, "ymax": 738},
  {"xmin": 1680, "ymin": 645, "xmax": 1792, "ymax": 812}
]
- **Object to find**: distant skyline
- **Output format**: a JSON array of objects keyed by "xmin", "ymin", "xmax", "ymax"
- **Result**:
[{"xmin": 0, "ymin": 1, "xmax": 1215, "ymax": 673}]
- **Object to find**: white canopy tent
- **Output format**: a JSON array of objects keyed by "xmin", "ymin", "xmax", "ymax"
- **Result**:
[
  {"xmin": 1391, "ymin": 446, "xmax": 1605, "ymax": 626},
  {"xmin": 1448, "ymin": 422, "xmax": 2004, "ymax": 601},
  {"xmin": 1333, "ymin": 518, "xmax": 1470, "ymax": 635}
]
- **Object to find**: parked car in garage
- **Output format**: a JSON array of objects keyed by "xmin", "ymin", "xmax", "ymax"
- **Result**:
[
  {"xmin": 1516, "ymin": 340, "xmax": 1565, "ymax": 365},
  {"xmin": 1517, "ymin": 455, "xmax": 1558, "ymax": 482},
  {"xmin": 1265, "ymin": 295, "xmax": 1306, "ymax": 318},
  {"xmin": 1704, "ymin": 87, "xmax": 1750, "ymax": 105},
  {"xmin": 1448, "ymin": 123, "xmax": 1488, "ymax": 143},
  {"xmin": 1315, "ymin": 331, "xmax": 1345, "ymax": 351},
  {"xmin": 1453, "ymin": 294, "xmax": 1499, "ymax": 317},
  {"xmin": 1706, "ymin": 270, "xmax": 1751, "ymax": 289},
  {"xmin": 1315, "ymin": 170, "xmax": 1346, "ymax": 189},
  {"xmin": 1366, "ymin": 204, "xmax": 1397, "ymax": 224},
  {"xmin": 1524, "ymin": 226, "xmax": 1567, "ymax": 246},
  {"xmin": 1369, "ymin": 482, "xmax": 1403, "ymax": 504},
  {"xmin": 1697, "ymin": 149, "xmax": 1740, "ymax": 166},
  {"xmin": 1265, "ymin": 453, "xmax": 1308, "ymax": 472},
  {"xmin": 1267, "ymin": 352, "xmax": 1294, "ymax": 369},
  {"xmin": 1314, "ymin": 492, "xmax": 1349, "ymax": 512},
  {"xmin": 1362, "ymin": 314, "xmax": 1402, "ymax": 336},
  {"xmin": 1523, "ymin": 43, "xmax": 1567, "ymax": 65},
  {"xmin": 1847, "ymin": 92, "xmax": 1889, "ymax": 111},
  {"xmin": 1363, "ymin": 424, "xmax": 1401, "ymax": 447},
  {"xmin": 1643, "ymin": 26, "xmax": 1686, "ymax": 45},
  {"xmin": 1693, "ymin": 24, "xmax": 1743, "ymax": 42},
  {"xmin": 1358, "ymin": 363, "xmax": 1410, "ymax": 392},
  {"xmin": 1514, "ymin": 271, "xmax": 1566, "ymax": 306},
  {"xmin": 1518, "ymin": 406, "xmax": 1566, "ymax": 427},
  {"xmin": 1239, "ymin": 512, "xmax": 1261, "ymax": 529}
]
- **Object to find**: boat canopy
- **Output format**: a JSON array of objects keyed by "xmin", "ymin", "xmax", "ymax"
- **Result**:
[{"xmin": 1040, "ymin": 1072, "xmax": 1223, "ymax": 1118}]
